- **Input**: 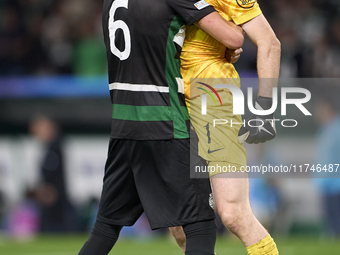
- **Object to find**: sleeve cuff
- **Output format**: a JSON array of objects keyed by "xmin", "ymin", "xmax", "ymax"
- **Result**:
[
  {"xmin": 233, "ymin": 8, "xmax": 262, "ymax": 25},
  {"xmin": 186, "ymin": 6, "xmax": 216, "ymax": 26}
]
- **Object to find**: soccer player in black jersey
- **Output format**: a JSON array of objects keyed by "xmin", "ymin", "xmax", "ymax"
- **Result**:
[{"xmin": 78, "ymin": 0, "xmax": 243, "ymax": 254}]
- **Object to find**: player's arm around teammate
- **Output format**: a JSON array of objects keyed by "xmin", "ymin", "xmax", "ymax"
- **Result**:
[{"xmin": 197, "ymin": 11, "xmax": 244, "ymax": 50}]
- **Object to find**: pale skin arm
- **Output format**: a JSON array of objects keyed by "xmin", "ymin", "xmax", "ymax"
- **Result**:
[
  {"xmin": 196, "ymin": 11, "xmax": 244, "ymax": 49},
  {"xmin": 241, "ymin": 14, "xmax": 281, "ymax": 97}
]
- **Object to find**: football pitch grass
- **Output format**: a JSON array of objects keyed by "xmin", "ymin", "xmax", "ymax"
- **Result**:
[{"xmin": 1, "ymin": 234, "xmax": 340, "ymax": 255}]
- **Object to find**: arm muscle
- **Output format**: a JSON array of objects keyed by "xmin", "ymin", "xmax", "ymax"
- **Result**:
[{"xmin": 242, "ymin": 14, "xmax": 281, "ymax": 97}]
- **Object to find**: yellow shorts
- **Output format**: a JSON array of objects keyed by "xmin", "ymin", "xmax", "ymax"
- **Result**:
[{"xmin": 189, "ymin": 79, "xmax": 247, "ymax": 177}]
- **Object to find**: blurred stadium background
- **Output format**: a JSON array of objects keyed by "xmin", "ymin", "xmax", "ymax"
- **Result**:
[{"xmin": 0, "ymin": 0, "xmax": 340, "ymax": 254}]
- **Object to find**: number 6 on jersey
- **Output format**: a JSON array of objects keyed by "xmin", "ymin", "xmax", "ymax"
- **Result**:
[{"xmin": 108, "ymin": 0, "xmax": 131, "ymax": 60}]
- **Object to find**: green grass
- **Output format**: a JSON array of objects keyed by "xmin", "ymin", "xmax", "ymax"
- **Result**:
[{"xmin": 1, "ymin": 234, "xmax": 340, "ymax": 255}]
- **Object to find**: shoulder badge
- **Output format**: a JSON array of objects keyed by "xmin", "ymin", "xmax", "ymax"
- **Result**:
[
  {"xmin": 194, "ymin": 0, "xmax": 210, "ymax": 10},
  {"xmin": 236, "ymin": 0, "xmax": 256, "ymax": 9}
]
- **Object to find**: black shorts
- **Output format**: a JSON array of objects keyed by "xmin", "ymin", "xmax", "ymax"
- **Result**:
[{"xmin": 96, "ymin": 137, "xmax": 215, "ymax": 230}]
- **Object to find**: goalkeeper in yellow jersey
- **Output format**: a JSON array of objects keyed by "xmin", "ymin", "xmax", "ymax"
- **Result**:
[{"xmin": 170, "ymin": 1, "xmax": 281, "ymax": 255}]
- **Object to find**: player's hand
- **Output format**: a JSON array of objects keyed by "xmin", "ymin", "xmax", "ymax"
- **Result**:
[
  {"xmin": 225, "ymin": 48, "xmax": 243, "ymax": 63},
  {"xmin": 238, "ymin": 96, "xmax": 276, "ymax": 144}
]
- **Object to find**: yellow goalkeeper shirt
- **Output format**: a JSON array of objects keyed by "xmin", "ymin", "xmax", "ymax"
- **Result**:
[{"xmin": 182, "ymin": 0, "xmax": 262, "ymax": 107}]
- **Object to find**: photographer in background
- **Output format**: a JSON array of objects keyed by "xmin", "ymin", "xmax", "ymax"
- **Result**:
[
  {"xmin": 314, "ymin": 97, "xmax": 340, "ymax": 237},
  {"xmin": 30, "ymin": 115, "xmax": 79, "ymax": 233}
]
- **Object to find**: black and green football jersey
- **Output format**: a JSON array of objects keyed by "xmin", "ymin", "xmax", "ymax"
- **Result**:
[{"xmin": 102, "ymin": 0, "xmax": 214, "ymax": 140}]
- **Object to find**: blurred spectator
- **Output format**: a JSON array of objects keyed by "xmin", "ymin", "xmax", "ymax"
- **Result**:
[
  {"xmin": 314, "ymin": 97, "xmax": 340, "ymax": 237},
  {"xmin": 29, "ymin": 115, "xmax": 79, "ymax": 233},
  {"xmin": 0, "ymin": 0, "xmax": 339, "ymax": 77},
  {"xmin": 7, "ymin": 189, "xmax": 39, "ymax": 240}
]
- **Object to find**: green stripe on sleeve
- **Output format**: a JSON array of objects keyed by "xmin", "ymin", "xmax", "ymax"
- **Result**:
[{"xmin": 112, "ymin": 104, "xmax": 172, "ymax": 121}]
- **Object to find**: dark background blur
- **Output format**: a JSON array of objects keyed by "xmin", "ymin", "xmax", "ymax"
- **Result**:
[
  {"xmin": 1, "ymin": 0, "xmax": 340, "ymax": 77},
  {"xmin": 0, "ymin": 0, "xmax": 340, "ymax": 134}
]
